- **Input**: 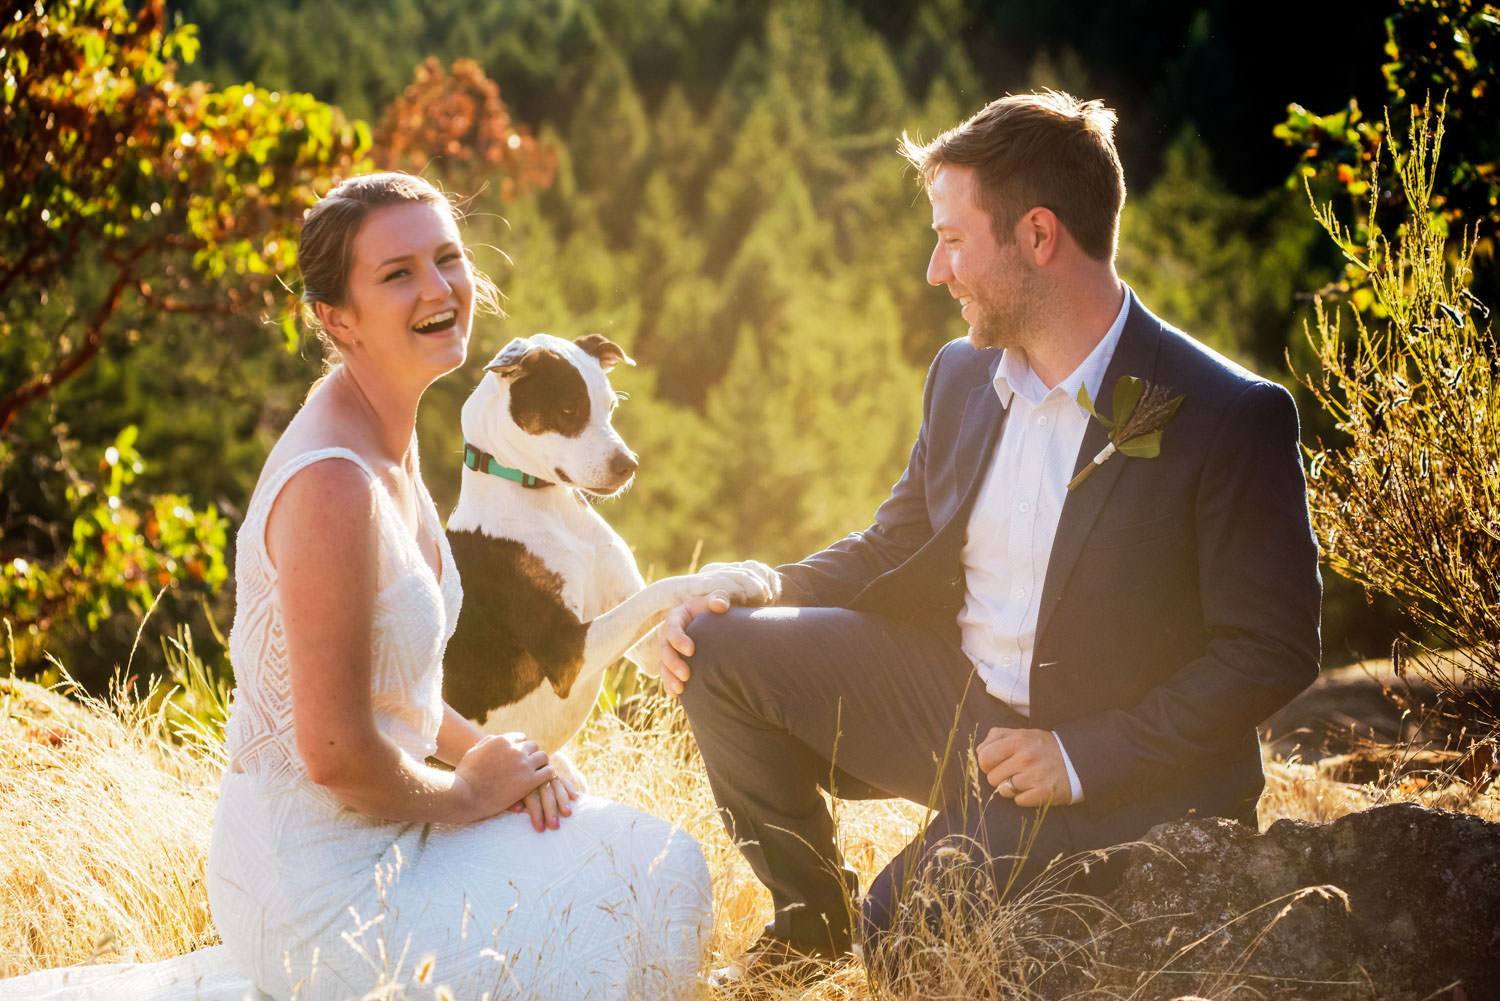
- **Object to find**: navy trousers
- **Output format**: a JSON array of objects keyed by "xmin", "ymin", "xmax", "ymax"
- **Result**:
[{"xmin": 677, "ymin": 605, "xmax": 1079, "ymax": 954}]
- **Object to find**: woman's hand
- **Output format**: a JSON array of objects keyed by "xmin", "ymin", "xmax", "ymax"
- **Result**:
[
  {"xmin": 510, "ymin": 771, "xmax": 581, "ymax": 832},
  {"xmin": 453, "ymin": 732, "xmax": 555, "ymax": 821}
]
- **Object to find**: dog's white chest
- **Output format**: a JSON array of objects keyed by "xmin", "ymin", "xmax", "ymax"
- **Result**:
[{"xmin": 498, "ymin": 509, "xmax": 639, "ymax": 618}]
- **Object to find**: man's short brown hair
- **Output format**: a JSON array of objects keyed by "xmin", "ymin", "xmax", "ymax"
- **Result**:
[{"xmin": 901, "ymin": 90, "xmax": 1125, "ymax": 262}]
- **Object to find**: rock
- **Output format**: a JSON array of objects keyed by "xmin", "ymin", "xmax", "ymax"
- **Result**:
[
  {"xmin": 1089, "ymin": 804, "xmax": 1500, "ymax": 1000},
  {"xmin": 1263, "ymin": 655, "xmax": 1499, "ymax": 763},
  {"xmin": 1317, "ymin": 744, "xmax": 1498, "ymax": 793}
]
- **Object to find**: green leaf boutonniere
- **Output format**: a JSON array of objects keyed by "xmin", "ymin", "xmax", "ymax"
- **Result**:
[{"xmin": 1067, "ymin": 375, "xmax": 1184, "ymax": 490}]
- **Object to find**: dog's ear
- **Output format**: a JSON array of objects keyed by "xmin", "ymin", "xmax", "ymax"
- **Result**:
[
  {"xmin": 484, "ymin": 337, "xmax": 536, "ymax": 377},
  {"xmin": 574, "ymin": 334, "xmax": 635, "ymax": 372}
]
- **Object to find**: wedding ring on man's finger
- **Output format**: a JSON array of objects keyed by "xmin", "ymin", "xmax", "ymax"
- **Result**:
[{"xmin": 1000, "ymin": 777, "xmax": 1017, "ymax": 796}]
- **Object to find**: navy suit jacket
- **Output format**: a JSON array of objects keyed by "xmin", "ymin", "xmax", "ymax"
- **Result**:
[{"xmin": 778, "ymin": 293, "xmax": 1321, "ymax": 843}]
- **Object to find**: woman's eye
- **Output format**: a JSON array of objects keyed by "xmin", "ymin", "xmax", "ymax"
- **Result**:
[{"xmin": 380, "ymin": 268, "xmax": 410, "ymax": 282}]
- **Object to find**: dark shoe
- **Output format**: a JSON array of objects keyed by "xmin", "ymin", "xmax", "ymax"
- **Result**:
[{"xmin": 708, "ymin": 931, "xmax": 846, "ymax": 992}]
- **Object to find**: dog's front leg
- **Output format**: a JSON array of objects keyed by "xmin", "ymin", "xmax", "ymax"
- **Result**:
[
  {"xmin": 579, "ymin": 561, "xmax": 780, "ymax": 677},
  {"xmin": 622, "ymin": 626, "xmax": 661, "ymax": 673}
]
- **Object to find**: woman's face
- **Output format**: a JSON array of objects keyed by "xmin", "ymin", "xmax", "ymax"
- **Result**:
[{"xmin": 329, "ymin": 199, "xmax": 475, "ymax": 384}]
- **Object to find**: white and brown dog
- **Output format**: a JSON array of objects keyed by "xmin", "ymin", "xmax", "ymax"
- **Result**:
[{"xmin": 444, "ymin": 333, "xmax": 778, "ymax": 777}]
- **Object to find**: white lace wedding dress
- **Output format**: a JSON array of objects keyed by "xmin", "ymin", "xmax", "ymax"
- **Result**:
[{"xmin": 1, "ymin": 448, "xmax": 711, "ymax": 1001}]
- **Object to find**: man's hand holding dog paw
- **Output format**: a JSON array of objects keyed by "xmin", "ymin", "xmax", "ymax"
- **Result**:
[
  {"xmin": 656, "ymin": 562, "xmax": 781, "ymax": 697},
  {"xmin": 656, "ymin": 594, "xmax": 727, "ymax": 697}
]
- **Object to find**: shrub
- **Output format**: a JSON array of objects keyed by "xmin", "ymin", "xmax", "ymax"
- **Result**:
[{"xmin": 1295, "ymin": 99, "xmax": 1500, "ymax": 741}]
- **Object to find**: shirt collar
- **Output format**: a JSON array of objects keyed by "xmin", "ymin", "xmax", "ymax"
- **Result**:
[{"xmin": 992, "ymin": 285, "xmax": 1133, "ymax": 410}]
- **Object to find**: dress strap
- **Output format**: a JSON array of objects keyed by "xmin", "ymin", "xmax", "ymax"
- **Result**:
[{"xmin": 258, "ymin": 447, "xmax": 377, "ymax": 503}]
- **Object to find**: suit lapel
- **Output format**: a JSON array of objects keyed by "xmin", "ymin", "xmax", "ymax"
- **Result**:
[
  {"xmin": 1034, "ymin": 300, "xmax": 1163, "ymax": 645},
  {"xmin": 952, "ymin": 354, "xmax": 1007, "ymax": 507}
]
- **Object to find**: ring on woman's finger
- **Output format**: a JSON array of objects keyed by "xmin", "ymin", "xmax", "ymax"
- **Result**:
[{"xmin": 1000, "ymin": 777, "xmax": 1017, "ymax": 796}]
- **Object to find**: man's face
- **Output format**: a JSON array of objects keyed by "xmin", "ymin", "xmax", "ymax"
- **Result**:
[{"xmin": 925, "ymin": 164, "xmax": 1040, "ymax": 352}]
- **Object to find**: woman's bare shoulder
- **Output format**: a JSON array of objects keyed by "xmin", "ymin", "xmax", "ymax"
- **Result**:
[{"xmin": 258, "ymin": 399, "xmax": 381, "ymax": 542}]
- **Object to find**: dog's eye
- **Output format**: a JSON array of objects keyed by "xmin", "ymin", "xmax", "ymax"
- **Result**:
[{"xmin": 561, "ymin": 407, "xmax": 577, "ymax": 417}]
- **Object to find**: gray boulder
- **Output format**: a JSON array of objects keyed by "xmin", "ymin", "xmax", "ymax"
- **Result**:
[{"xmin": 1090, "ymin": 803, "xmax": 1500, "ymax": 1000}]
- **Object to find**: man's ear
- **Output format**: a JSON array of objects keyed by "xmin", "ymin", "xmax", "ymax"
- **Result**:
[{"xmin": 1019, "ymin": 207, "xmax": 1061, "ymax": 267}]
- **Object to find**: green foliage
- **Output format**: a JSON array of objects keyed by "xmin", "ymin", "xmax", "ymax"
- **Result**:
[
  {"xmin": 1, "ymin": 0, "xmax": 365, "ymax": 680},
  {"xmin": 1118, "ymin": 133, "xmax": 1324, "ymax": 374},
  {"xmin": 155, "ymin": 625, "xmax": 232, "ymax": 759},
  {"xmin": 1295, "ymin": 103, "xmax": 1500, "ymax": 728},
  {"xmin": 1, "ymin": 0, "xmax": 369, "ymax": 431},
  {"xmin": 1276, "ymin": 0, "xmax": 1499, "ymax": 296},
  {"xmin": 0, "ymin": 426, "xmax": 228, "ymax": 670}
]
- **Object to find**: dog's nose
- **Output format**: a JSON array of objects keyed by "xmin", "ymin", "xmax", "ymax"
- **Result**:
[{"xmin": 609, "ymin": 453, "xmax": 638, "ymax": 480}]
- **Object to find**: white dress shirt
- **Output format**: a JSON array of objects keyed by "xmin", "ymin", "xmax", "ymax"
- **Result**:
[{"xmin": 958, "ymin": 289, "xmax": 1131, "ymax": 803}]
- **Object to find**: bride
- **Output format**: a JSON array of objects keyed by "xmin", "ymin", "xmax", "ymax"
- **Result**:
[{"xmin": 3, "ymin": 172, "xmax": 768, "ymax": 1001}]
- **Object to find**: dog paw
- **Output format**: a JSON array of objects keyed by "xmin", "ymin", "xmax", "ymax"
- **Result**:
[{"xmin": 698, "ymin": 560, "xmax": 781, "ymax": 606}]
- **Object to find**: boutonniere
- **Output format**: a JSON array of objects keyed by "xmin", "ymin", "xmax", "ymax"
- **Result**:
[{"xmin": 1067, "ymin": 375, "xmax": 1184, "ymax": 490}]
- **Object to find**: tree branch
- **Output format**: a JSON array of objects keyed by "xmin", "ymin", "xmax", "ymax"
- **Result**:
[
  {"xmin": 136, "ymin": 284, "xmax": 239, "ymax": 316},
  {"xmin": 0, "ymin": 245, "xmax": 150, "ymax": 437}
]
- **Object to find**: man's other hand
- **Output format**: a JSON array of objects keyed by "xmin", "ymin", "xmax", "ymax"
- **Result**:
[
  {"xmin": 657, "ymin": 593, "xmax": 732, "ymax": 697},
  {"xmin": 976, "ymin": 727, "xmax": 1072, "ymax": 808}
]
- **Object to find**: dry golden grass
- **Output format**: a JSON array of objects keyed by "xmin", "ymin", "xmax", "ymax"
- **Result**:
[
  {"xmin": 0, "ymin": 675, "xmax": 221, "ymax": 977},
  {"xmin": 2, "ymin": 673, "xmax": 1496, "ymax": 999}
]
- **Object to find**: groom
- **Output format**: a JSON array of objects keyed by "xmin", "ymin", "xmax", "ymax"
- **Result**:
[{"xmin": 656, "ymin": 91, "xmax": 1321, "ymax": 980}]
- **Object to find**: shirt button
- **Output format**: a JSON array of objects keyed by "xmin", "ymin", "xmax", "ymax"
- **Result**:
[
  {"xmin": 1014, "ymin": 587, "xmax": 1026, "ymax": 599},
  {"xmin": 1018, "ymin": 501, "xmax": 1032, "ymax": 513},
  {"xmin": 1037, "ymin": 415, "xmax": 1049, "ymax": 426}
]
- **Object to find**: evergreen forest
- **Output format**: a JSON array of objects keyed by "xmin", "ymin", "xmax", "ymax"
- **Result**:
[{"xmin": 6, "ymin": 0, "xmax": 1498, "ymax": 691}]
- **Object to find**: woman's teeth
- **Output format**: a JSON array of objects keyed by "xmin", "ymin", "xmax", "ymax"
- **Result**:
[{"xmin": 414, "ymin": 310, "xmax": 457, "ymax": 334}]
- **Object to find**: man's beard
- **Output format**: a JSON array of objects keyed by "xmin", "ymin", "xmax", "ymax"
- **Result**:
[{"xmin": 967, "ymin": 267, "xmax": 1044, "ymax": 352}]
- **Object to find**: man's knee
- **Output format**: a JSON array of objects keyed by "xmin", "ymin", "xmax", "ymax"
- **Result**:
[
  {"xmin": 682, "ymin": 608, "xmax": 740, "ymax": 666},
  {"xmin": 676, "ymin": 608, "xmax": 758, "ymax": 712}
]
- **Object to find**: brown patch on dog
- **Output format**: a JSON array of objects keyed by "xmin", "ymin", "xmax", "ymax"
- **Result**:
[
  {"xmin": 506, "ymin": 350, "xmax": 591, "ymax": 437},
  {"xmin": 444, "ymin": 530, "xmax": 588, "ymax": 720}
]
